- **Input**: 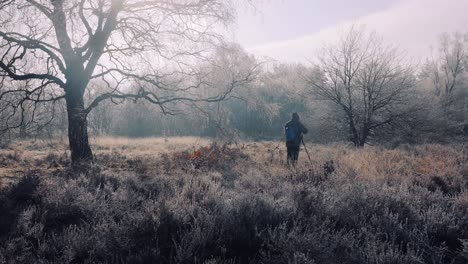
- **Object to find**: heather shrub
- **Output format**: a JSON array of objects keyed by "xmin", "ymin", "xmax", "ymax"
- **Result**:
[
  {"xmin": 167, "ymin": 143, "xmax": 249, "ymax": 171},
  {"xmin": 0, "ymin": 142, "xmax": 466, "ymax": 263},
  {"xmin": 0, "ymin": 174, "xmax": 42, "ymax": 239}
]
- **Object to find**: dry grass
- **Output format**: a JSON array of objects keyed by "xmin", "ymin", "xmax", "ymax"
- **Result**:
[
  {"xmin": 1, "ymin": 137, "xmax": 467, "ymax": 187},
  {"xmin": 0, "ymin": 137, "xmax": 211, "ymax": 182},
  {"xmin": 90, "ymin": 136, "xmax": 212, "ymax": 157}
]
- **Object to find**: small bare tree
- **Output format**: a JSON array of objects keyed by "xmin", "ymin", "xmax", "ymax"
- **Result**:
[
  {"xmin": 306, "ymin": 26, "xmax": 416, "ymax": 147},
  {"xmin": 424, "ymin": 32, "xmax": 467, "ymax": 100},
  {"xmin": 0, "ymin": 0, "xmax": 258, "ymax": 164},
  {"xmin": 421, "ymin": 32, "xmax": 468, "ymax": 134}
]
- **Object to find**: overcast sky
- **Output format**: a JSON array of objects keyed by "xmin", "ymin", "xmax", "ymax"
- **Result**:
[{"xmin": 233, "ymin": 0, "xmax": 468, "ymax": 63}]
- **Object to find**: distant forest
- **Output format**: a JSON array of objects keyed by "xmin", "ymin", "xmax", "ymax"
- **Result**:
[{"xmin": 2, "ymin": 29, "xmax": 467, "ymax": 147}]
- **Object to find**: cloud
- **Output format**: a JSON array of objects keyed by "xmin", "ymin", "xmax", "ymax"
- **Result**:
[{"xmin": 248, "ymin": 0, "xmax": 468, "ymax": 64}]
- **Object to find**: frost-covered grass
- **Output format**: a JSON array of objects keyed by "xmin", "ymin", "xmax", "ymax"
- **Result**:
[{"xmin": 0, "ymin": 138, "xmax": 467, "ymax": 263}]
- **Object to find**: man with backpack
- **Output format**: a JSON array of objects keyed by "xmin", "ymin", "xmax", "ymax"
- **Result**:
[{"xmin": 285, "ymin": 113, "xmax": 308, "ymax": 166}]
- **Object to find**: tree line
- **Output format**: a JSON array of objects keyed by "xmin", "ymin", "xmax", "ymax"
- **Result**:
[
  {"xmin": 1, "ymin": 1, "xmax": 467, "ymax": 166},
  {"xmin": 5, "ymin": 28, "xmax": 466, "ymax": 145}
]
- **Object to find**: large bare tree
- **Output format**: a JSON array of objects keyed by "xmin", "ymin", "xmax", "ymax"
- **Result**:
[
  {"xmin": 0, "ymin": 0, "xmax": 257, "ymax": 164},
  {"xmin": 306, "ymin": 26, "xmax": 416, "ymax": 147}
]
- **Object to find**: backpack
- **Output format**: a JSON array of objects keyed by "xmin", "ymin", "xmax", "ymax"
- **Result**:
[{"xmin": 285, "ymin": 123, "xmax": 297, "ymax": 142}]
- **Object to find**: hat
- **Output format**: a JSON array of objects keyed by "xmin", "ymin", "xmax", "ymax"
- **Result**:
[{"xmin": 292, "ymin": 113, "xmax": 299, "ymax": 121}]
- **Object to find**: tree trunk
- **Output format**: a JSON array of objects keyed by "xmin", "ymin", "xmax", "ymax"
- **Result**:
[
  {"xmin": 347, "ymin": 115, "xmax": 362, "ymax": 147},
  {"xmin": 357, "ymin": 137, "xmax": 366, "ymax": 147},
  {"xmin": 65, "ymin": 91, "xmax": 93, "ymax": 164},
  {"xmin": 358, "ymin": 127, "xmax": 369, "ymax": 147},
  {"xmin": 19, "ymin": 122, "xmax": 27, "ymax": 139}
]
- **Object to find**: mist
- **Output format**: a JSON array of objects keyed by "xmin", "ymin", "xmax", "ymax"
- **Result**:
[{"xmin": 0, "ymin": 1, "xmax": 467, "ymax": 263}]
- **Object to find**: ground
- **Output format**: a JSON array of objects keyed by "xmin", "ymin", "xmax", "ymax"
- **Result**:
[
  {"xmin": 0, "ymin": 137, "xmax": 467, "ymax": 263},
  {"xmin": 1, "ymin": 137, "xmax": 466, "ymax": 186}
]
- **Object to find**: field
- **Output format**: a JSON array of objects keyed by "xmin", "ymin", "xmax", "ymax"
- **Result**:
[{"xmin": 0, "ymin": 137, "xmax": 467, "ymax": 263}]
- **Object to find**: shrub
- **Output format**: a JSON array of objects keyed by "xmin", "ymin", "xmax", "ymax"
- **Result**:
[
  {"xmin": 0, "ymin": 143, "xmax": 466, "ymax": 263},
  {"xmin": 169, "ymin": 143, "xmax": 249, "ymax": 171}
]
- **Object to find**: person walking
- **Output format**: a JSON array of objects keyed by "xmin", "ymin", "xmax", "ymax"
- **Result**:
[{"xmin": 285, "ymin": 113, "xmax": 308, "ymax": 166}]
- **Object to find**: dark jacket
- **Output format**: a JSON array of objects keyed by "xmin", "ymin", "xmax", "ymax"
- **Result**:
[{"xmin": 285, "ymin": 120, "xmax": 308, "ymax": 147}]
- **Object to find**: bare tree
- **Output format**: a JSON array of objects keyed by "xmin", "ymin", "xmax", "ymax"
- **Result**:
[
  {"xmin": 182, "ymin": 43, "xmax": 262, "ymax": 140},
  {"xmin": 85, "ymin": 81, "xmax": 114, "ymax": 136},
  {"xmin": 306, "ymin": 26, "xmax": 416, "ymax": 147},
  {"xmin": 442, "ymin": 34, "xmax": 466, "ymax": 96},
  {"xmin": 0, "ymin": 0, "xmax": 257, "ymax": 164},
  {"xmin": 424, "ymin": 33, "xmax": 467, "ymax": 99},
  {"xmin": 421, "ymin": 32, "xmax": 468, "ymax": 135}
]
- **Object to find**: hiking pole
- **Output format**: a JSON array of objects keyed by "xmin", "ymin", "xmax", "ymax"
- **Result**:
[
  {"xmin": 301, "ymin": 138, "xmax": 312, "ymax": 163},
  {"xmin": 275, "ymin": 134, "xmax": 283, "ymax": 150}
]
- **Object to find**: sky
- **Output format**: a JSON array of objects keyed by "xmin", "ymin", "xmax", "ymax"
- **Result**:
[{"xmin": 233, "ymin": 0, "xmax": 468, "ymax": 64}]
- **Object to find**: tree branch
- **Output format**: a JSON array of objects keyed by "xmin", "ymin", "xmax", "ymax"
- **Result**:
[
  {"xmin": 0, "ymin": 32, "xmax": 66, "ymax": 74},
  {"xmin": 0, "ymin": 61, "xmax": 66, "ymax": 88}
]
